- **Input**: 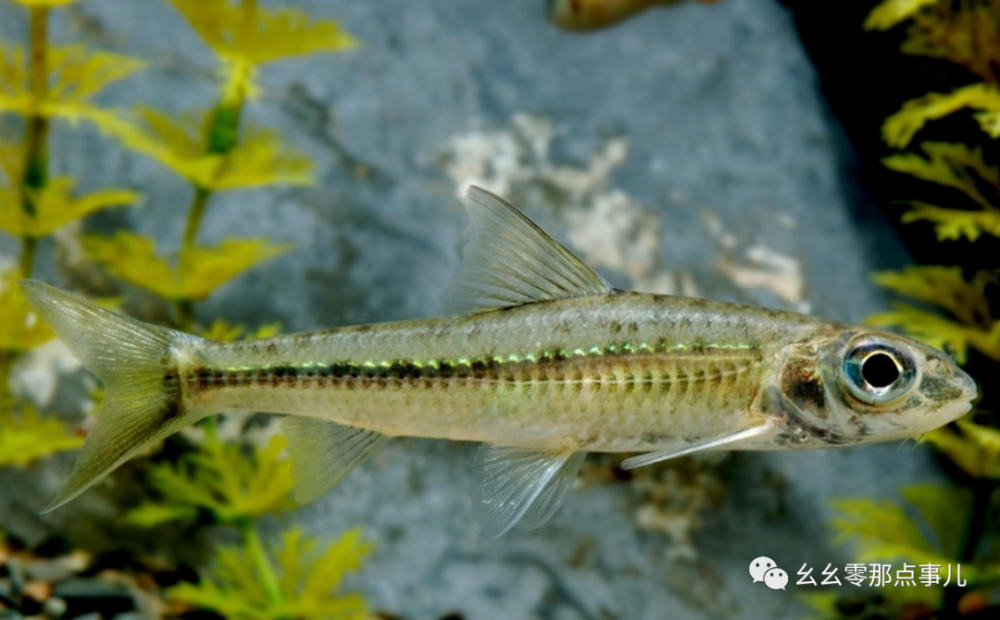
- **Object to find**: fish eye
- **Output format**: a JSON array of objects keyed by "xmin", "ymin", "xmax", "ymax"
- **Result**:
[{"xmin": 843, "ymin": 342, "xmax": 916, "ymax": 405}]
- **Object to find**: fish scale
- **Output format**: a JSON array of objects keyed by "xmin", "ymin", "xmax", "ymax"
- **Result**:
[{"xmin": 183, "ymin": 292, "xmax": 792, "ymax": 452}]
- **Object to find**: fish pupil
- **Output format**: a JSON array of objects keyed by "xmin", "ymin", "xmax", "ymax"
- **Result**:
[{"xmin": 862, "ymin": 352, "xmax": 900, "ymax": 388}]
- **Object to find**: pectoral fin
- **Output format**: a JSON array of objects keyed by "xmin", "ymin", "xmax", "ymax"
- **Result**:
[
  {"xmin": 472, "ymin": 444, "xmax": 586, "ymax": 538},
  {"xmin": 620, "ymin": 420, "xmax": 775, "ymax": 470},
  {"xmin": 281, "ymin": 417, "xmax": 390, "ymax": 504}
]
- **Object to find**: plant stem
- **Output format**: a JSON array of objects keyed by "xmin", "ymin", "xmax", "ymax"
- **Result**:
[
  {"xmin": 0, "ymin": 351, "xmax": 13, "ymax": 401},
  {"xmin": 19, "ymin": 7, "xmax": 49, "ymax": 278},
  {"xmin": 175, "ymin": 299, "xmax": 194, "ymax": 333},
  {"xmin": 239, "ymin": 519, "xmax": 283, "ymax": 606},
  {"xmin": 942, "ymin": 479, "xmax": 997, "ymax": 615},
  {"xmin": 173, "ymin": 97, "xmax": 246, "ymax": 329},
  {"xmin": 19, "ymin": 237, "xmax": 36, "ymax": 279},
  {"xmin": 181, "ymin": 187, "xmax": 211, "ymax": 252}
]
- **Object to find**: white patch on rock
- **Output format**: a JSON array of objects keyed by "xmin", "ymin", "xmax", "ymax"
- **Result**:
[
  {"xmin": 12, "ymin": 339, "xmax": 84, "ymax": 406},
  {"xmin": 703, "ymin": 211, "xmax": 809, "ymax": 313},
  {"xmin": 718, "ymin": 246, "xmax": 809, "ymax": 314},
  {"xmin": 440, "ymin": 113, "xmax": 682, "ymax": 294}
]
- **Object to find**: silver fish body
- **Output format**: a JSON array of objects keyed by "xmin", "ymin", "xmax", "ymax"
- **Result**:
[
  {"xmin": 183, "ymin": 293, "xmax": 970, "ymax": 453},
  {"xmin": 21, "ymin": 186, "xmax": 977, "ymax": 536}
]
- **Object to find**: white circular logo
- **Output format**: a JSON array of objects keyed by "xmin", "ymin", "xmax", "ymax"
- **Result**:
[
  {"xmin": 763, "ymin": 567, "xmax": 788, "ymax": 591},
  {"xmin": 749, "ymin": 556, "xmax": 776, "ymax": 583}
]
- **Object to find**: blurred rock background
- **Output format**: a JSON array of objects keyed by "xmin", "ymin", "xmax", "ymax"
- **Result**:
[{"xmin": 0, "ymin": 0, "xmax": 948, "ymax": 618}]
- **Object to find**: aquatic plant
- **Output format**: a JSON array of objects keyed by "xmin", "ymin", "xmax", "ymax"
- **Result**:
[
  {"xmin": 168, "ymin": 526, "xmax": 371, "ymax": 620},
  {"xmin": 807, "ymin": 2, "xmax": 1000, "ymax": 617},
  {"xmin": 125, "ymin": 432, "xmax": 296, "ymax": 528},
  {"xmin": 86, "ymin": 0, "xmax": 355, "ymax": 331},
  {"xmin": 123, "ymin": 428, "xmax": 372, "ymax": 619},
  {"xmin": 0, "ymin": 399, "xmax": 82, "ymax": 468},
  {"xmin": 0, "ymin": 0, "xmax": 140, "ymax": 463},
  {"xmin": 1, "ymin": 1, "xmax": 372, "ymax": 617},
  {"xmin": 865, "ymin": 0, "xmax": 1000, "ymax": 148}
]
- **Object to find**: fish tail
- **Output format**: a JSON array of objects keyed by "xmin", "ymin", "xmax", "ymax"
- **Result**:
[{"xmin": 20, "ymin": 280, "xmax": 204, "ymax": 513}]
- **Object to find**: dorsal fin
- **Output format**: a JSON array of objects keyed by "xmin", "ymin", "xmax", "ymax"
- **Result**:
[{"xmin": 442, "ymin": 186, "xmax": 610, "ymax": 315}]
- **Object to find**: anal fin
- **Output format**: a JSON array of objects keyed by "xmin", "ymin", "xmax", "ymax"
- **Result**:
[
  {"xmin": 472, "ymin": 444, "xmax": 586, "ymax": 538},
  {"xmin": 281, "ymin": 417, "xmax": 390, "ymax": 504},
  {"xmin": 620, "ymin": 420, "xmax": 775, "ymax": 470}
]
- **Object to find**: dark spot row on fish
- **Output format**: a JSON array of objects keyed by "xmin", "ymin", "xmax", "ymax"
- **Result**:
[{"xmin": 182, "ymin": 345, "xmax": 760, "ymax": 397}]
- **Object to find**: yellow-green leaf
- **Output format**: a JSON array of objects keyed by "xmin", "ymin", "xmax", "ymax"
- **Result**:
[
  {"xmin": 0, "ymin": 403, "xmax": 83, "ymax": 468},
  {"xmin": 867, "ymin": 304, "xmax": 981, "ymax": 363},
  {"xmin": 0, "ymin": 139, "xmax": 20, "ymax": 184},
  {"xmin": 883, "ymin": 142, "xmax": 998, "ymax": 211},
  {"xmin": 120, "ymin": 107, "xmax": 314, "ymax": 190},
  {"xmin": 199, "ymin": 319, "xmax": 281, "ymax": 342},
  {"xmin": 0, "ymin": 176, "xmax": 138, "ymax": 238},
  {"xmin": 864, "ymin": 0, "xmax": 941, "ymax": 31},
  {"xmin": 828, "ymin": 495, "xmax": 948, "ymax": 566},
  {"xmin": 0, "ymin": 276, "xmax": 55, "ymax": 353},
  {"xmin": 216, "ymin": 125, "xmax": 314, "ymax": 189},
  {"xmin": 897, "ymin": 2, "xmax": 1000, "ymax": 83},
  {"xmin": 168, "ymin": 525, "xmax": 370, "ymax": 620},
  {"xmin": 868, "ymin": 266, "xmax": 1000, "ymax": 362},
  {"xmin": 883, "ymin": 83, "xmax": 1000, "ymax": 148},
  {"xmin": 975, "ymin": 109, "xmax": 1000, "ymax": 138},
  {"xmin": 165, "ymin": 0, "xmax": 357, "ymax": 69},
  {"xmin": 122, "ymin": 502, "xmax": 199, "ymax": 528},
  {"xmin": 133, "ymin": 434, "xmax": 295, "ymax": 526},
  {"xmin": 83, "ymin": 231, "xmax": 292, "ymax": 301},
  {"xmin": 7, "ymin": 0, "xmax": 82, "ymax": 6},
  {"xmin": 899, "ymin": 484, "xmax": 970, "ymax": 558},
  {"xmin": 901, "ymin": 202, "xmax": 1000, "ymax": 242},
  {"xmin": 871, "ymin": 266, "xmax": 993, "ymax": 326},
  {"xmin": 924, "ymin": 419, "xmax": 1000, "ymax": 479},
  {"xmin": 0, "ymin": 43, "xmax": 144, "ymax": 118}
]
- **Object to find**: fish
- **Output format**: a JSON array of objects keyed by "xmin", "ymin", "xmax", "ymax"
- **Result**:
[{"xmin": 21, "ymin": 186, "xmax": 977, "ymax": 537}]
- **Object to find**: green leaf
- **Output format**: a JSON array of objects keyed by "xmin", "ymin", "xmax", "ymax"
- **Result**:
[
  {"xmin": 829, "ymin": 496, "xmax": 948, "ymax": 565},
  {"xmin": 871, "ymin": 266, "xmax": 993, "ymax": 325},
  {"xmin": 0, "ymin": 402, "xmax": 83, "ymax": 468},
  {"xmin": 883, "ymin": 142, "xmax": 998, "ymax": 210},
  {"xmin": 924, "ymin": 419, "xmax": 1000, "ymax": 479},
  {"xmin": 867, "ymin": 303, "xmax": 974, "ymax": 363},
  {"xmin": 123, "ymin": 502, "xmax": 199, "ymax": 528},
  {"xmin": 0, "ymin": 176, "xmax": 138, "ymax": 238},
  {"xmin": 864, "ymin": 0, "xmax": 941, "ymax": 31},
  {"xmin": 882, "ymin": 83, "xmax": 1000, "ymax": 148},
  {"xmin": 901, "ymin": 202, "xmax": 1000, "ymax": 242},
  {"xmin": 198, "ymin": 319, "xmax": 281, "ymax": 342},
  {"xmin": 0, "ymin": 276, "xmax": 55, "ymax": 354},
  {"xmin": 169, "ymin": 526, "xmax": 370, "ymax": 620},
  {"xmin": 0, "ymin": 43, "xmax": 144, "ymax": 119},
  {"xmin": 84, "ymin": 232, "xmax": 292, "ymax": 302},
  {"xmin": 165, "ymin": 0, "xmax": 357, "ymax": 67},
  {"xmin": 896, "ymin": 2, "xmax": 1000, "ymax": 84},
  {"xmin": 868, "ymin": 267, "xmax": 1000, "ymax": 362},
  {"xmin": 830, "ymin": 483, "xmax": 999, "ymax": 587},
  {"xmin": 899, "ymin": 484, "xmax": 970, "ymax": 558},
  {"xmin": 132, "ymin": 434, "xmax": 295, "ymax": 526},
  {"xmin": 119, "ymin": 107, "xmax": 314, "ymax": 190},
  {"xmin": 976, "ymin": 109, "xmax": 1000, "ymax": 138}
]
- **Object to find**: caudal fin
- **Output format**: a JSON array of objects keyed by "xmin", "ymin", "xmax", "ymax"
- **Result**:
[{"xmin": 20, "ymin": 280, "xmax": 204, "ymax": 513}]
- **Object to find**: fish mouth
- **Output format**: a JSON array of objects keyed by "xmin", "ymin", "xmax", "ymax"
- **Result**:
[
  {"xmin": 960, "ymin": 371, "xmax": 979, "ymax": 403},
  {"xmin": 954, "ymin": 367, "xmax": 979, "ymax": 410},
  {"xmin": 936, "ymin": 369, "xmax": 978, "ymax": 426}
]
